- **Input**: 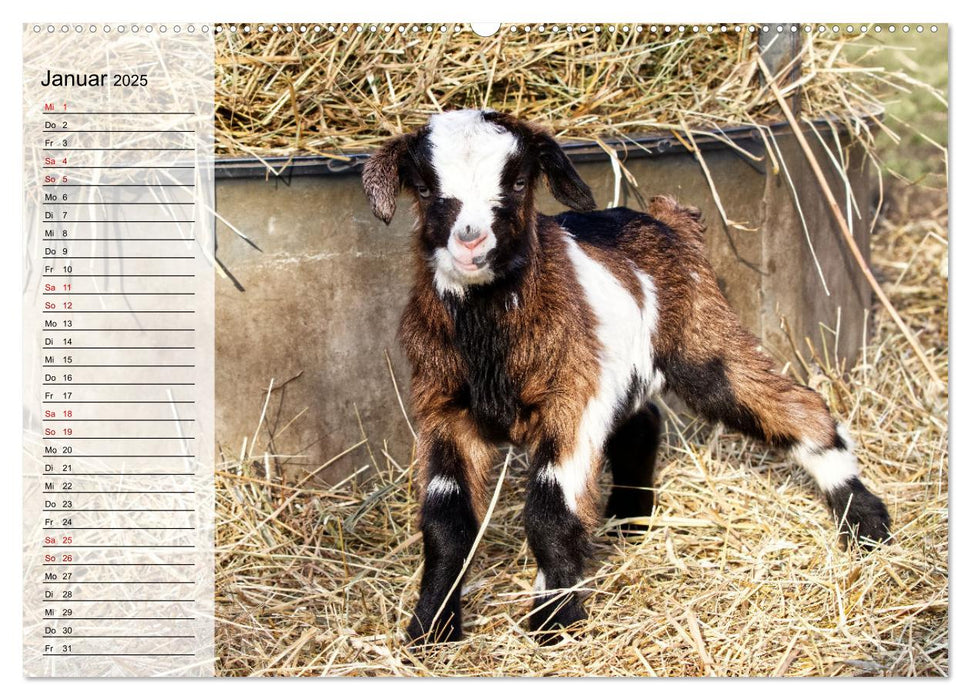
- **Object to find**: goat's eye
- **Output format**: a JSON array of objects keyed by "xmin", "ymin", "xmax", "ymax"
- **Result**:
[
  {"xmin": 416, "ymin": 184, "xmax": 431, "ymax": 198},
  {"xmin": 513, "ymin": 178, "xmax": 527, "ymax": 192}
]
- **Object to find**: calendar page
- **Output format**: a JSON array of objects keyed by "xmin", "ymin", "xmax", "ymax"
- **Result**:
[{"xmin": 21, "ymin": 21, "xmax": 949, "ymax": 678}]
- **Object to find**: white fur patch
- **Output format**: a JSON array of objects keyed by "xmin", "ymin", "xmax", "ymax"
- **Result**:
[
  {"xmin": 533, "ymin": 570, "xmax": 547, "ymax": 592},
  {"xmin": 428, "ymin": 110, "xmax": 518, "ymax": 219},
  {"xmin": 791, "ymin": 423, "xmax": 858, "ymax": 493},
  {"xmin": 427, "ymin": 110, "xmax": 517, "ymax": 295},
  {"xmin": 547, "ymin": 237, "xmax": 663, "ymax": 514},
  {"xmin": 426, "ymin": 474, "xmax": 461, "ymax": 499},
  {"xmin": 432, "ymin": 248, "xmax": 495, "ymax": 298}
]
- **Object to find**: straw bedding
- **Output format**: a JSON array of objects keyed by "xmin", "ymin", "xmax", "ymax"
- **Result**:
[{"xmin": 214, "ymin": 24, "xmax": 890, "ymax": 157}]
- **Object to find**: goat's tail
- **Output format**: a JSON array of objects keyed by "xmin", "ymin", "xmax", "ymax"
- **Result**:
[{"xmin": 647, "ymin": 195, "xmax": 706, "ymax": 246}]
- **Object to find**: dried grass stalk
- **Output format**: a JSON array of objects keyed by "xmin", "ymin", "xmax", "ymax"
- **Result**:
[{"xmin": 214, "ymin": 25, "xmax": 898, "ymax": 157}]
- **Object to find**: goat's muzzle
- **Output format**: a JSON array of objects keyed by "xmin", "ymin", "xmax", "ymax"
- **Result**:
[{"xmin": 448, "ymin": 228, "xmax": 494, "ymax": 271}]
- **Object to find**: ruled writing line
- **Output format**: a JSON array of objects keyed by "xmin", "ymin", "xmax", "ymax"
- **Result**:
[{"xmin": 42, "ymin": 111, "xmax": 195, "ymax": 115}]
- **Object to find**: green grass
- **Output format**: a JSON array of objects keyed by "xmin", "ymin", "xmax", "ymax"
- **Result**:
[{"xmin": 852, "ymin": 29, "xmax": 948, "ymax": 186}]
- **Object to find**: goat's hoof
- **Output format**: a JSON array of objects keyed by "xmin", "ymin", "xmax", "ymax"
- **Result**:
[
  {"xmin": 605, "ymin": 494, "xmax": 654, "ymax": 538},
  {"xmin": 529, "ymin": 596, "xmax": 587, "ymax": 646},
  {"xmin": 406, "ymin": 613, "xmax": 463, "ymax": 646},
  {"xmin": 844, "ymin": 506, "xmax": 892, "ymax": 550},
  {"xmin": 827, "ymin": 478, "xmax": 892, "ymax": 550}
]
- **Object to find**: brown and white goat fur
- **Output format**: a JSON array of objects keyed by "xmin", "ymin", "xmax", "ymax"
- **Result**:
[{"xmin": 363, "ymin": 109, "xmax": 890, "ymax": 645}]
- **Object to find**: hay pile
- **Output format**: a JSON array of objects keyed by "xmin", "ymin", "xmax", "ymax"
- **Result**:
[
  {"xmin": 213, "ymin": 182, "xmax": 948, "ymax": 676},
  {"xmin": 213, "ymin": 24, "xmax": 892, "ymax": 157}
]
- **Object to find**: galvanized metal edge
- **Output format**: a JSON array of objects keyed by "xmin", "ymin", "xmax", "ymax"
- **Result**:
[{"xmin": 214, "ymin": 112, "xmax": 880, "ymax": 180}]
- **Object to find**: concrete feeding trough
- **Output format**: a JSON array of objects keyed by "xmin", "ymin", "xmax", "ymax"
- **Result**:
[{"xmin": 213, "ymin": 119, "xmax": 873, "ymax": 482}]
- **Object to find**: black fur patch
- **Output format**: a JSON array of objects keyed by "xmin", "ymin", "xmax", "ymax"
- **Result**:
[
  {"xmin": 407, "ymin": 438, "xmax": 479, "ymax": 644},
  {"xmin": 555, "ymin": 207, "xmax": 682, "ymax": 251},
  {"xmin": 658, "ymin": 355, "xmax": 796, "ymax": 449},
  {"xmin": 832, "ymin": 431, "xmax": 848, "ymax": 451},
  {"xmin": 611, "ymin": 374, "xmax": 649, "ymax": 426},
  {"xmin": 825, "ymin": 476, "xmax": 892, "ymax": 548},
  {"xmin": 483, "ymin": 112, "xmax": 596, "ymax": 212},
  {"xmin": 397, "ymin": 128, "xmax": 437, "ymax": 192},
  {"xmin": 524, "ymin": 441, "xmax": 591, "ymax": 643},
  {"xmin": 553, "ymin": 207, "xmax": 644, "ymax": 246},
  {"xmin": 418, "ymin": 197, "xmax": 462, "ymax": 251},
  {"xmin": 445, "ymin": 286, "xmax": 524, "ymax": 442},
  {"xmin": 534, "ymin": 135, "xmax": 596, "ymax": 211},
  {"xmin": 605, "ymin": 405, "xmax": 662, "ymax": 532}
]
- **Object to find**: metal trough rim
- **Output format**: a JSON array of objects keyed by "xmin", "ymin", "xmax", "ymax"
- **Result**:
[{"xmin": 214, "ymin": 111, "xmax": 880, "ymax": 180}]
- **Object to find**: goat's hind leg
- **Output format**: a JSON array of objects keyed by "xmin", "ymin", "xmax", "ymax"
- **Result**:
[
  {"xmin": 605, "ymin": 403, "xmax": 662, "ymax": 534},
  {"xmin": 665, "ymin": 350, "xmax": 891, "ymax": 547},
  {"xmin": 792, "ymin": 422, "xmax": 891, "ymax": 547}
]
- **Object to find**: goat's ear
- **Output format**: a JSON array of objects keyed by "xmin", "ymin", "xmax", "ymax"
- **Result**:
[
  {"xmin": 535, "ymin": 133, "xmax": 596, "ymax": 212},
  {"xmin": 362, "ymin": 135, "xmax": 412, "ymax": 224}
]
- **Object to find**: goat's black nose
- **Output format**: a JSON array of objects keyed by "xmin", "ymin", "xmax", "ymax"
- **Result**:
[{"xmin": 457, "ymin": 226, "xmax": 480, "ymax": 243}]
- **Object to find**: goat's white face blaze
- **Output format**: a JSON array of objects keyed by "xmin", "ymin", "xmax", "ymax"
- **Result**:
[{"xmin": 427, "ymin": 110, "xmax": 519, "ymax": 295}]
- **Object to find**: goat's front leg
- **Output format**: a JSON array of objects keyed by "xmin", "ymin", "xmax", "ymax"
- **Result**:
[
  {"xmin": 407, "ymin": 431, "xmax": 491, "ymax": 645},
  {"xmin": 525, "ymin": 438, "xmax": 597, "ymax": 644}
]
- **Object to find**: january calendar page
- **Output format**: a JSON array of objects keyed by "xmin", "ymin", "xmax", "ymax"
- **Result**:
[{"xmin": 19, "ymin": 18, "xmax": 950, "ymax": 679}]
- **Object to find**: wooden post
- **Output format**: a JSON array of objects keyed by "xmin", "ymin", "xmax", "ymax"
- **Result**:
[{"xmin": 758, "ymin": 24, "xmax": 803, "ymax": 115}]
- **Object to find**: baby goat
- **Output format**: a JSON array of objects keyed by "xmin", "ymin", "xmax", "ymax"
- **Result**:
[{"xmin": 363, "ymin": 109, "xmax": 890, "ymax": 645}]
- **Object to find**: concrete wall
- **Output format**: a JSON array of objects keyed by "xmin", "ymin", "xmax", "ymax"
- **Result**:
[{"xmin": 213, "ymin": 129, "xmax": 872, "ymax": 482}]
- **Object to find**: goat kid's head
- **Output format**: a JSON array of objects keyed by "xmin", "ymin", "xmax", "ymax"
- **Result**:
[{"xmin": 363, "ymin": 109, "xmax": 596, "ymax": 295}]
